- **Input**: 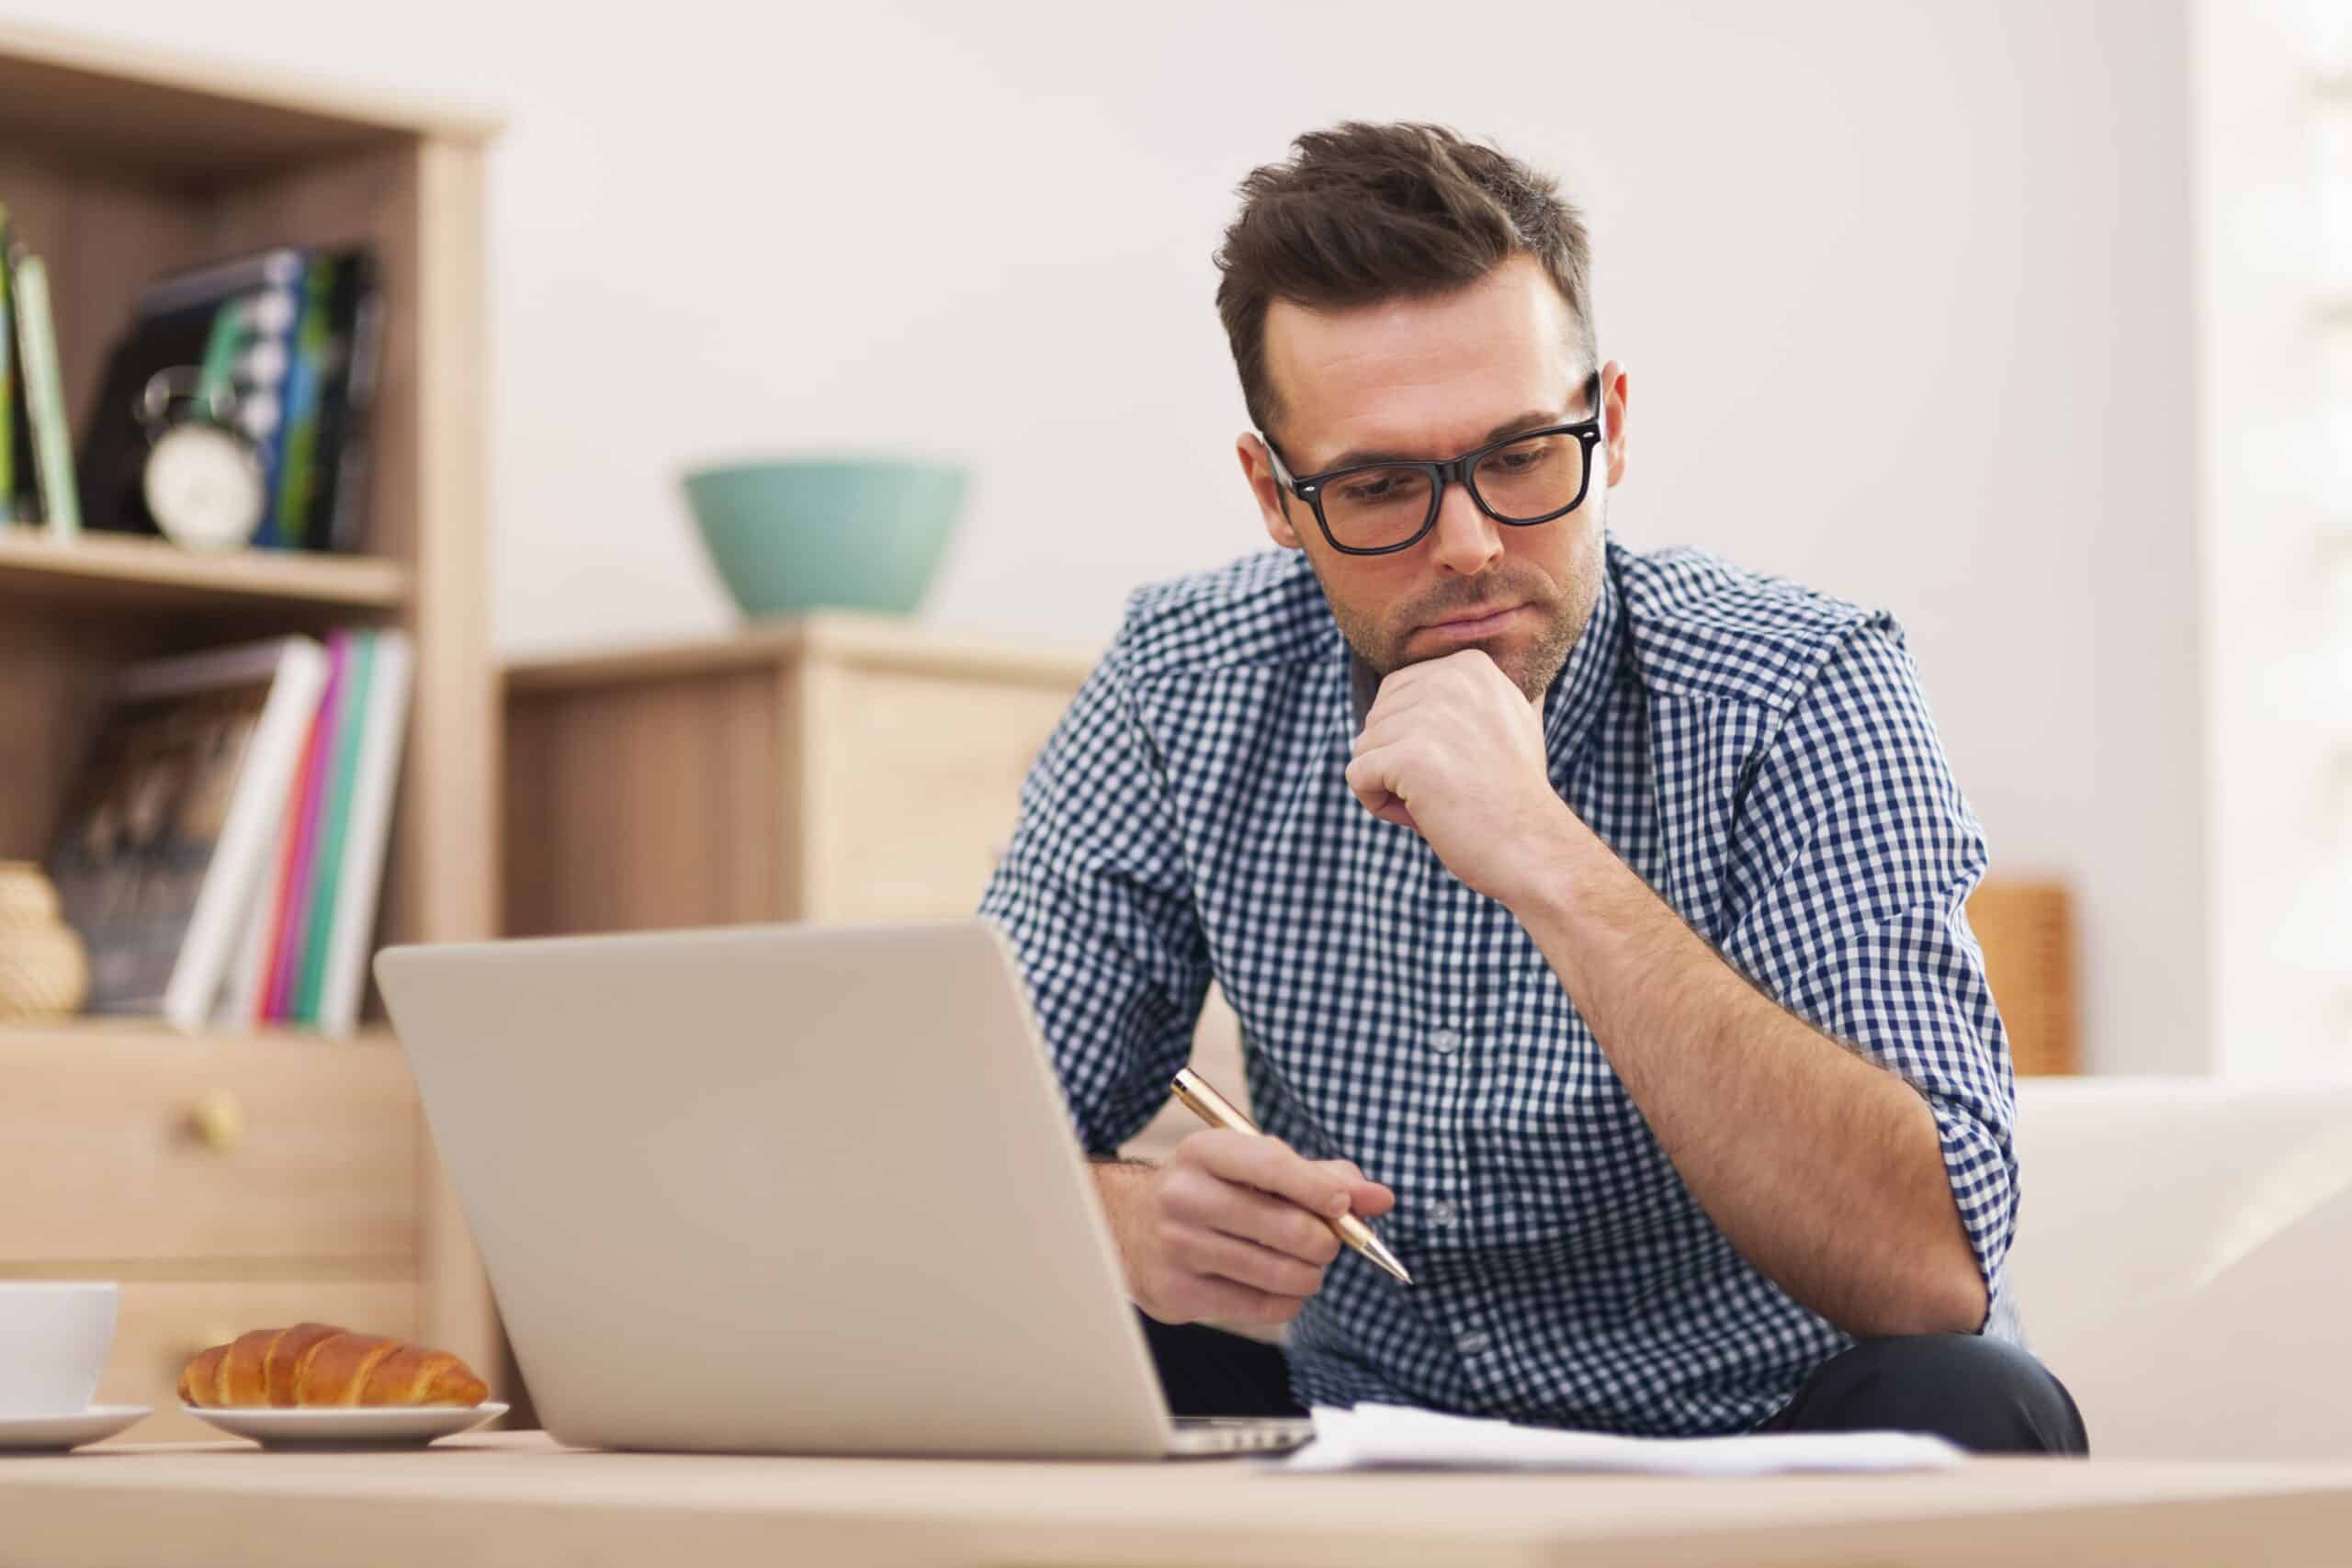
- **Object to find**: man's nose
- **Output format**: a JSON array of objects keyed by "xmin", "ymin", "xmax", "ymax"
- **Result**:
[{"xmin": 1428, "ymin": 475, "xmax": 1504, "ymax": 577}]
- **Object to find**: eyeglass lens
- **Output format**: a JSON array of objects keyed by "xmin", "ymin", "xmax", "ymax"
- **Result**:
[{"xmin": 1318, "ymin": 433, "xmax": 1588, "ymax": 552}]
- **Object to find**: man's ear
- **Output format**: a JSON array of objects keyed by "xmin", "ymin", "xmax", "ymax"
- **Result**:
[
  {"xmin": 1238, "ymin": 434, "xmax": 1306, "ymax": 551},
  {"xmin": 1600, "ymin": 360, "xmax": 1630, "ymax": 490}
]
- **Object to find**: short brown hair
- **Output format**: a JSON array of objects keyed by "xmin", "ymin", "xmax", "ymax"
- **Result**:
[{"xmin": 1213, "ymin": 120, "xmax": 1597, "ymax": 449}]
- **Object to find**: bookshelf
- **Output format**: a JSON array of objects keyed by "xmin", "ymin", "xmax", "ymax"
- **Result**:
[
  {"xmin": 0, "ymin": 22, "xmax": 502, "ymax": 1437},
  {"xmin": 0, "ymin": 525, "xmax": 411, "ymax": 612}
]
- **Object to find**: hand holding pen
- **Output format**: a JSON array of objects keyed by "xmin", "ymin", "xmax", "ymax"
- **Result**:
[
  {"xmin": 1091, "ymin": 1072, "xmax": 1407, "ymax": 1329},
  {"xmin": 1171, "ymin": 1069, "xmax": 1412, "ymax": 1287}
]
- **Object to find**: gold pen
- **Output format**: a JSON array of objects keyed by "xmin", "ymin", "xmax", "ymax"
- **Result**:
[{"xmin": 1170, "ymin": 1066, "xmax": 1414, "ymax": 1286}]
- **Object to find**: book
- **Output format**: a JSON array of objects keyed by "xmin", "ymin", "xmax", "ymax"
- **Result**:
[
  {"xmin": 76, "ymin": 245, "xmax": 306, "ymax": 543},
  {"xmin": 315, "ymin": 629, "xmax": 412, "ymax": 1040},
  {"xmin": 215, "ymin": 784, "xmax": 292, "ymax": 1032},
  {"xmin": 211, "ymin": 626, "xmax": 412, "ymax": 1038},
  {"xmin": 311, "ymin": 250, "xmax": 383, "ymax": 554},
  {"xmin": 232, "ymin": 257, "xmax": 306, "ymax": 550},
  {"xmin": 263, "ymin": 632, "xmax": 347, "ymax": 1019},
  {"xmin": 293, "ymin": 630, "xmax": 377, "ymax": 1022},
  {"xmin": 271, "ymin": 256, "xmax": 335, "ymax": 549},
  {"xmin": 75, "ymin": 243, "xmax": 383, "ymax": 552},
  {"xmin": 0, "ymin": 202, "xmax": 13, "ymax": 521},
  {"xmin": 44, "ymin": 637, "xmax": 330, "ymax": 1032},
  {"xmin": 141, "ymin": 246, "xmax": 306, "ymax": 318},
  {"xmin": 11, "ymin": 252, "xmax": 78, "ymax": 537}
]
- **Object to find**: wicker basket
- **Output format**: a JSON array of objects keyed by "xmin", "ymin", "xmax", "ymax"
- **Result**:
[
  {"xmin": 0, "ymin": 860, "xmax": 90, "ymax": 1021},
  {"xmin": 1965, "ymin": 876, "xmax": 2078, "ymax": 1076}
]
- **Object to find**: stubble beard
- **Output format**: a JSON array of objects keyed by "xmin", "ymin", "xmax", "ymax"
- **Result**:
[{"xmin": 1316, "ymin": 513, "xmax": 1604, "ymax": 706}]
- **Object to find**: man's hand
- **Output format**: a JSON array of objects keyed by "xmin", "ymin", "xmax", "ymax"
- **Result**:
[
  {"xmin": 1094, "ymin": 1131, "xmax": 1396, "ymax": 1327},
  {"xmin": 1343, "ymin": 648, "xmax": 1569, "ymax": 905}
]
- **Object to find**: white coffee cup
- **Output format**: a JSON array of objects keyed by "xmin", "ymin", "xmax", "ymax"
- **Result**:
[{"xmin": 0, "ymin": 1281, "xmax": 119, "ymax": 1416}]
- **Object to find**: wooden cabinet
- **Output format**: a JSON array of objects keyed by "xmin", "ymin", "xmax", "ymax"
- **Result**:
[
  {"xmin": 503, "ymin": 614, "xmax": 1099, "ymax": 931},
  {"xmin": 0, "ymin": 23, "xmax": 503, "ymax": 1421}
]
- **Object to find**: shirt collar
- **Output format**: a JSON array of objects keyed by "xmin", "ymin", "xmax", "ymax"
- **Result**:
[{"xmin": 1342, "ymin": 557, "xmax": 1624, "ymax": 775}]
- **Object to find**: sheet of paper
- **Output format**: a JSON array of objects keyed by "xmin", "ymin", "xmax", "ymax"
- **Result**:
[{"xmin": 1270, "ymin": 1402, "xmax": 1966, "ymax": 1474}]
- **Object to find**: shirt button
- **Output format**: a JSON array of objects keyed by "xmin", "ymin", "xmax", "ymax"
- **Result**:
[
  {"xmin": 1456, "ymin": 1330, "xmax": 1491, "ymax": 1357},
  {"xmin": 1427, "ymin": 1200, "xmax": 1458, "ymax": 1227},
  {"xmin": 1429, "ymin": 1027, "xmax": 1463, "ymax": 1055}
]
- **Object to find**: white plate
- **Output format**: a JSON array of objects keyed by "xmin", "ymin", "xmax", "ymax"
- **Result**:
[
  {"xmin": 0, "ymin": 1405, "xmax": 153, "ymax": 1453},
  {"xmin": 181, "ymin": 1402, "xmax": 508, "ymax": 1449}
]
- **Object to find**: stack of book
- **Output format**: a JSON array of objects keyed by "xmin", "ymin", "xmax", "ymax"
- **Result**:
[
  {"xmin": 41, "ymin": 628, "xmax": 414, "ymax": 1039},
  {"xmin": 1, "ymin": 201, "xmax": 384, "ymax": 553}
]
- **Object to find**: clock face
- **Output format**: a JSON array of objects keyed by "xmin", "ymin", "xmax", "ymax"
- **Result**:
[{"xmin": 144, "ymin": 423, "xmax": 266, "ymax": 552}]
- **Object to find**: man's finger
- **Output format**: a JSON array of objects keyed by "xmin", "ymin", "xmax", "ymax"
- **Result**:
[
  {"xmin": 1343, "ymin": 748, "xmax": 1402, "ymax": 813},
  {"xmin": 1193, "ymin": 1128, "xmax": 1356, "ymax": 1218},
  {"xmin": 1357, "ymin": 682, "xmax": 1439, "ymax": 740},
  {"xmin": 1351, "ymin": 705, "xmax": 1437, "ymax": 756},
  {"xmin": 1179, "ymin": 1228, "xmax": 1328, "ymax": 1298},
  {"xmin": 1204, "ymin": 1183, "xmax": 1345, "ymax": 1264},
  {"xmin": 1317, "ymin": 1160, "xmax": 1398, "ymax": 1217}
]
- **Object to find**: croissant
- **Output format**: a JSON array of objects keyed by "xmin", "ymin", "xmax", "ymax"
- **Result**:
[{"xmin": 177, "ymin": 1323, "xmax": 490, "ymax": 1408}]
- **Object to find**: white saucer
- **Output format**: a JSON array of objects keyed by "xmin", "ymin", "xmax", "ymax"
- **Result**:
[
  {"xmin": 182, "ymin": 1402, "xmax": 508, "ymax": 1449},
  {"xmin": 0, "ymin": 1405, "xmax": 153, "ymax": 1453}
]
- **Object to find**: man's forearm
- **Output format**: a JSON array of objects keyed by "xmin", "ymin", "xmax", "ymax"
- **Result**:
[{"xmin": 1506, "ymin": 810, "xmax": 1989, "ymax": 1338}]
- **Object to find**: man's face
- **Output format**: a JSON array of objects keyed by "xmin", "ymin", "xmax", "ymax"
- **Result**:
[{"xmin": 1238, "ymin": 254, "xmax": 1629, "ymax": 703}]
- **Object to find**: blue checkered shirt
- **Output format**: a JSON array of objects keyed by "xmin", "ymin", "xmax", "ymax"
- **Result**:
[{"xmin": 978, "ymin": 536, "xmax": 2018, "ymax": 1436}]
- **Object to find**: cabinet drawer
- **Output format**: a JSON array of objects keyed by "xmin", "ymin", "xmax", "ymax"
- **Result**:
[
  {"xmin": 0, "ymin": 1027, "xmax": 419, "ymax": 1268},
  {"xmin": 98, "ymin": 1279, "xmax": 421, "ymax": 1445},
  {"xmin": 809, "ymin": 665, "xmax": 1078, "ymax": 922}
]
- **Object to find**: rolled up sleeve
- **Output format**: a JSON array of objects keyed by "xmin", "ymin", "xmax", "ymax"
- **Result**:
[
  {"xmin": 978, "ymin": 616, "xmax": 1210, "ymax": 1157},
  {"xmin": 1716, "ymin": 616, "xmax": 2019, "ymax": 1325}
]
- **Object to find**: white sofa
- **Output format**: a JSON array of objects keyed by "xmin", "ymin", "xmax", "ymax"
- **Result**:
[{"xmin": 2009, "ymin": 1077, "xmax": 2352, "ymax": 1461}]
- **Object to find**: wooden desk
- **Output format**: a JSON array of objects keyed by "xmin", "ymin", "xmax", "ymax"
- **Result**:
[{"xmin": 5, "ymin": 1432, "xmax": 2350, "ymax": 1566}]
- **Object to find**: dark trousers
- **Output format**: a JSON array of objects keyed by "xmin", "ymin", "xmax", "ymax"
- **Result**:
[{"xmin": 1136, "ymin": 1313, "xmax": 2089, "ymax": 1455}]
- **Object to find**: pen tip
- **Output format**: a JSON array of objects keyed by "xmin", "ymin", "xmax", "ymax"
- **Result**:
[{"xmin": 1361, "ymin": 1236, "xmax": 1412, "ymax": 1286}]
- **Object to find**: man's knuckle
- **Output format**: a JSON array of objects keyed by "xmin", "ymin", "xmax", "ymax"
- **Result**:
[
  {"xmin": 1159, "ymin": 1172, "xmax": 1203, "ymax": 1221},
  {"xmin": 1160, "ymin": 1224, "xmax": 1203, "ymax": 1269}
]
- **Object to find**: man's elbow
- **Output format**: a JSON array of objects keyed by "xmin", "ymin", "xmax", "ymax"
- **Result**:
[{"xmin": 1867, "ymin": 1255, "xmax": 1989, "ymax": 1338}]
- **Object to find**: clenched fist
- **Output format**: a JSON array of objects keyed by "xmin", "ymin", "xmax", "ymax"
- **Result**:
[{"xmin": 1344, "ymin": 647, "xmax": 1572, "ymax": 908}]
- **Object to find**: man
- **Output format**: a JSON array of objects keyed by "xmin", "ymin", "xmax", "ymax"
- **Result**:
[{"xmin": 978, "ymin": 120, "xmax": 2085, "ymax": 1453}]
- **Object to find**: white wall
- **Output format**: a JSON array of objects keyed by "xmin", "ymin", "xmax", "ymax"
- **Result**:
[
  {"xmin": 28, "ymin": 0, "xmax": 2209, "ymax": 1075},
  {"xmin": 2190, "ymin": 0, "xmax": 2352, "ymax": 1079}
]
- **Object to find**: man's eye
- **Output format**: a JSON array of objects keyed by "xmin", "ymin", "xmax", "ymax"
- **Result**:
[{"xmin": 1336, "ymin": 470, "xmax": 1426, "ymax": 506}]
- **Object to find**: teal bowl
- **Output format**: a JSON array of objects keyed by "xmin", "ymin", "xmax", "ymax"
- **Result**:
[{"xmin": 682, "ymin": 457, "xmax": 967, "ymax": 618}]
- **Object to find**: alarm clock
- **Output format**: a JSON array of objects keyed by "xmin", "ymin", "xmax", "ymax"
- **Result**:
[{"xmin": 136, "ymin": 367, "xmax": 267, "ymax": 554}]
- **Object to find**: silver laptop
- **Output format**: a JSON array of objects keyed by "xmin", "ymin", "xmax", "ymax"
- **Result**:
[{"xmin": 374, "ymin": 919, "xmax": 1312, "ymax": 1460}]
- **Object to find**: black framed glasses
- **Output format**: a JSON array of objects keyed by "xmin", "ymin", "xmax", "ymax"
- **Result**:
[{"xmin": 1261, "ymin": 370, "xmax": 1606, "ymax": 557}]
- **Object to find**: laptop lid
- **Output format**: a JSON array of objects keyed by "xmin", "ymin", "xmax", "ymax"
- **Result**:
[{"xmin": 374, "ymin": 919, "xmax": 1179, "ymax": 1458}]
